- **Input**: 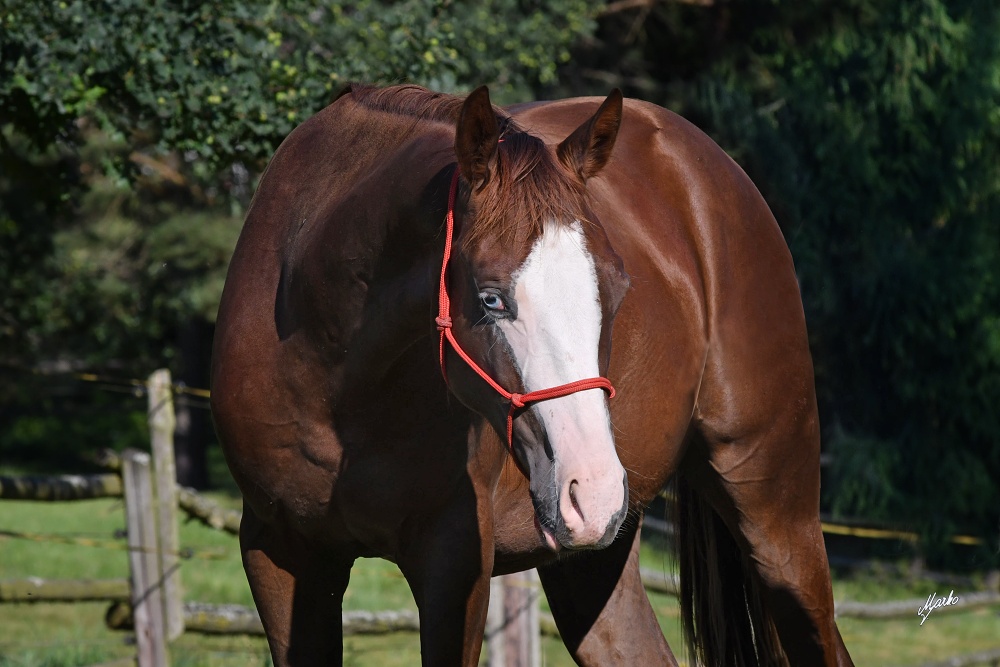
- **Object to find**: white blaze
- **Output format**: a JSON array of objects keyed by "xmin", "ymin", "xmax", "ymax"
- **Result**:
[{"xmin": 498, "ymin": 221, "xmax": 624, "ymax": 544}]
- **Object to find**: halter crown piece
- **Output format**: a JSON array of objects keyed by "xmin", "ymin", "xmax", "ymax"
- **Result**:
[{"xmin": 435, "ymin": 167, "xmax": 616, "ymax": 470}]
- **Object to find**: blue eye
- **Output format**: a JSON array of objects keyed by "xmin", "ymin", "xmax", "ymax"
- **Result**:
[
  {"xmin": 481, "ymin": 292, "xmax": 505, "ymax": 311},
  {"xmin": 479, "ymin": 290, "xmax": 507, "ymax": 313}
]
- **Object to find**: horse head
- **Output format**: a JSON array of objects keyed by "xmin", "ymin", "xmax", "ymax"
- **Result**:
[{"xmin": 442, "ymin": 86, "xmax": 630, "ymax": 550}]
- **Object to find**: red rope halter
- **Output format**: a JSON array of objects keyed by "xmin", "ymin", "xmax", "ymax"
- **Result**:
[{"xmin": 436, "ymin": 168, "xmax": 616, "ymax": 463}]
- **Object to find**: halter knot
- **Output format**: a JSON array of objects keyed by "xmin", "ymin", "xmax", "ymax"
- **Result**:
[
  {"xmin": 435, "ymin": 316, "xmax": 452, "ymax": 330},
  {"xmin": 510, "ymin": 393, "xmax": 526, "ymax": 409}
]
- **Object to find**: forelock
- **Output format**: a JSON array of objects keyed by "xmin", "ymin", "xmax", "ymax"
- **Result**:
[{"xmin": 461, "ymin": 132, "xmax": 588, "ymax": 251}]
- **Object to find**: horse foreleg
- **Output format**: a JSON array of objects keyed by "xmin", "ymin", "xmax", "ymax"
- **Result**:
[
  {"xmin": 240, "ymin": 506, "xmax": 354, "ymax": 666},
  {"xmin": 538, "ymin": 516, "xmax": 678, "ymax": 666},
  {"xmin": 397, "ymin": 486, "xmax": 494, "ymax": 667}
]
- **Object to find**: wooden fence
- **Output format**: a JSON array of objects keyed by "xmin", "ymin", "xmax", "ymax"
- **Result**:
[{"xmin": 2, "ymin": 368, "xmax": 999, "ymax": 667}]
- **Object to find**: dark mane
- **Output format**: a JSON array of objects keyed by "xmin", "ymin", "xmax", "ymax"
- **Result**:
[{"xmin": 346, "ymin": 83, "xmax": 588, "ymax": 247}]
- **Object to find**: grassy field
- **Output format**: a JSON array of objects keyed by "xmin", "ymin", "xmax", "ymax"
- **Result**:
[{"xmin": 1, "ymin": 497, "xmax": 997, "ymax": 666}]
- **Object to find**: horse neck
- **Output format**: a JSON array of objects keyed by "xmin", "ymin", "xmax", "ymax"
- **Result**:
[
  {"xmin": 333, "ymin": 170, "xmax": 454, "ymax": 400},
  {"xmin": 339, "ymin": 246, "xmax": 440, "ymax": 392},
  {"xmin": 281, "ymin": 122, "xmax": 456, "ymax": 408}
]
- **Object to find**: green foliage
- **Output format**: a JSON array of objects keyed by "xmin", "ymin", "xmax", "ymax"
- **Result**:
[
  {"xmin": 0, "ymin": 0, "xmax": 595, "ymax": 174},
  {"xmin": 827, "ymin": 427, "xmax": 901, "ymax": 520},
  {"xmin": 0, "ymin": 128, "xmax": 79, "ymax": 364},
  {"xmin": 44, "ymin": 203, "xmax": 243, "ymax": 365},
  {"xmin": 0, "ymin": 149, "xmax": 242, "ymax": 370},
  {"xmin": 0, "ymin": 370, "xmax": 148, "ymax": 471}
]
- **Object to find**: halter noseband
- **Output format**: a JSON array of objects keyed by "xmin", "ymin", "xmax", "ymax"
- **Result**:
[{"xmin": 435, "ymin": 168, "xmax": 616, "ymax": 468}]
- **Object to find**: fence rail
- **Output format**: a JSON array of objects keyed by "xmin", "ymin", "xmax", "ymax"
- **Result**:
[
  {"xmin": 0, "ymin": 578, "xmax": 129, "ymax": 603},
  {"xmin": 0, "ymin": 473, "xmax": 122, "ymax": 501},
  {"xmin": 105, "ymin": 601, "xmax": 425, "ymax": 637}
]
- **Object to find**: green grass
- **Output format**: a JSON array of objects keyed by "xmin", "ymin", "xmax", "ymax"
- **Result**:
[{"xmin": 1, "ymin": 498, "xmax": 998, "ymax": 666}]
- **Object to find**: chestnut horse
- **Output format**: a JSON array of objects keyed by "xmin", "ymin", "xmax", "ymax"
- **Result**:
[{"xmin": 211, "ymin": 83, "xmax": 854, "ymax": 666}]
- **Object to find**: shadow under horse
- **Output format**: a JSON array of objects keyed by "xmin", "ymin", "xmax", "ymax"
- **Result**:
[{"xmin": 211, "ymin": 82, "xmax": 855, "ymax": 666}]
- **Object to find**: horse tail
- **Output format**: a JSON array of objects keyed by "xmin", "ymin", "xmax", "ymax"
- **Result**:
[{"xmin": 675, "ymin": 473, "xmax": 785, "ymax": 666}]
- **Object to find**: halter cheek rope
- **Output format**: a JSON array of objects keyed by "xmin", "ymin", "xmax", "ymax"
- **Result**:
[{"xmin": 436, "ymin": 168, "xmax": 616, "ymax": 463}]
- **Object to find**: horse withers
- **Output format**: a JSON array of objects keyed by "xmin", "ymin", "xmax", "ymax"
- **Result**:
[{"xmin": 211, "ymin": 83, "xmax": 855, "ymax": 666}]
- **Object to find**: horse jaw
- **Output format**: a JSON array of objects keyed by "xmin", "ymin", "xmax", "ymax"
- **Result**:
[{"xmin": 498, "ymin": 221, "xmax": 627, "ymax": 550}]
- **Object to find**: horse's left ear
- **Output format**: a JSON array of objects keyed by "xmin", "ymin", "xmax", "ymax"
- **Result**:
[{"xmin": 557, "ymin": 89, "xmax": 623, "ymax": 183}]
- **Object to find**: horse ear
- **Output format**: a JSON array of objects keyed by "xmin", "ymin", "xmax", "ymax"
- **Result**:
[
  {"xmin": 456, "ymin": 85, "xmax": 500, "ymax": 192},
  {"xmin": 557, "ymin": 89, "xmax": 623, "ymax": 182}
]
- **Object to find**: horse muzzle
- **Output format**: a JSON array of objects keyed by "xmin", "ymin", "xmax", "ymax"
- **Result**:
[{"xmin": 533, "ymin": 468, "xmax": 629, "ymax": 551}]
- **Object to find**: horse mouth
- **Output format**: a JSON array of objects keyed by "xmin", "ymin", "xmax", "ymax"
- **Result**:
[{"xmin": 534, "ymin": 514, "xmax": 562, "ymax": 553}]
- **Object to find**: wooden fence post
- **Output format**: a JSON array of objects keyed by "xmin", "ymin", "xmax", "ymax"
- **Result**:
[
  {"xmin": 147, "ymin": 369, "xmax": 183, "ymax": 640},
  {"xmin": 487, "ymin": 570, "xmax": 541, "ymax": 667},
  {"xmin": 122, "ymin": 449, "xmax": 169, "ymax": 667},
  {"xmin": 486, "ymin": 577, "xmax": 507, "ymax": 666}
]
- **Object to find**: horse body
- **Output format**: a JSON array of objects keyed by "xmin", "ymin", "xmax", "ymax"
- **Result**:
[{"xmin": 212, "ymin": 84, "xmax": 853, "ymax": 666}]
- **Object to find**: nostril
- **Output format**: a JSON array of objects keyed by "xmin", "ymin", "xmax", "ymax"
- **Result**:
[{"xmin": 568, "ymin": 479, "xmax": 585, "ymax": 522}]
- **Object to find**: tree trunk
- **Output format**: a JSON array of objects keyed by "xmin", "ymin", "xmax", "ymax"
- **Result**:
[{"xmin": 174, "ymin": 318, "xmax": 212, "ymax": 489}]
